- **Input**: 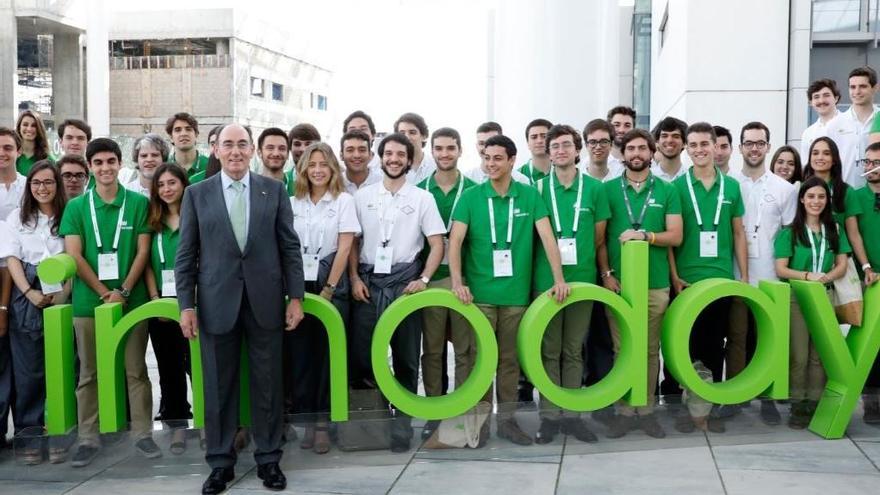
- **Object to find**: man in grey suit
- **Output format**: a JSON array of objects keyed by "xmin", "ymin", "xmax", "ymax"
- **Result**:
[{"xmin": 176, "ymin": 123, "xmax": 304, "ymax": 494}]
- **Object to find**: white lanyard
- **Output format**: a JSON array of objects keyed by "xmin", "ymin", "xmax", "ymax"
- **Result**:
[
  {"xmin": 157, "ymin": 231, "xmax": 167, "ymax": 266},
  {"xmin": 300, "ymin": 199, "xmax": 328, "ymax": 255},
  {"xmin": 425, "ymin": 172, "xmax": 465, "ymax": 232},
  {"xmin": 378, "ymin": 190, "xmax": 400, "ymax": 247},
  {"xmin": 807, "ymin": 224, "xmax": 827, "ymax": 273},
  {"xmin": 549, "ymin": 171, "xmax": 583, "ymax": 236},
  {"xmin": 89, "ymin": 188, "xmax": 127, "ymax": 253},
  {"xmin": 488, "ymin": 195, "xmax": 515, "ymax": 247},
  {"xmin": 741, "ymin": 176, "xmax": 768, "ymax": 233},
  {"xmin": 685, "ymin": 169, "xmax": 724, "ymax": 231}
]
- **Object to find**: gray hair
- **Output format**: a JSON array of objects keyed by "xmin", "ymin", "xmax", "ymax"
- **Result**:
[{"xmin": 131, "ymin": 133, "xmax": 170, "ymax": 163}]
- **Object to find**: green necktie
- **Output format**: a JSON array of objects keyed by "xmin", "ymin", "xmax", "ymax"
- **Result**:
[{"xmin": 230, "ymin": 180, "xmax": 247, "ymax": 250}]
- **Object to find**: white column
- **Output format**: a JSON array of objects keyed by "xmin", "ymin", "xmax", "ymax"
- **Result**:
[
  {"xmin": 0, "ymin": 4, "xmax": 17, "ymax": 121},
  {"xmin": 86, "ymin": 0, "xmax": 110, "ymax": 136}
]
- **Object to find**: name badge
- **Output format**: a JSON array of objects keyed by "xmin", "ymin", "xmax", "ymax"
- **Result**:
[
  {"xmin": 40, "ymin": 278, "xmax": 63, "ymax": 295},
  {"xmin": 303, "ymin": 254, "xmax": 320, "ymax": 281},
  {"xmin": 98, "ymin": 252, "xmax": 119, "ymax": 281},
  {"xmin": 493, "ymin": 249, "xmax": 513, "ymax": 277},
  {"xmin": 699, "ymin": 232, "xmax": 718, "ymax": 258},
  {"xmin": 441, "ymin": 237, "xmax": 449, "ymax": 266},
  {"xmin": 558, "ymin": 238, "xmax": 577, "ymax": 266},
  {"xmin": 161, "ymin": 270, "xmax": 177, "ymax": 297},
  {"xmin": 374, "ymin": 246, "xmax": 393, "ymax": 274},
  {"xmin": 747, "ymin": 232, "xmax": 760, "ymax": 259}
]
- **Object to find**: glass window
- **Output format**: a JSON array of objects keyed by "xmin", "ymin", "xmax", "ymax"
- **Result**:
[
  {"xmin": 272, "ymin": 83, "xmax": 283, "ymax": 102},
  {"xmin": 813, "ymin": 0, "xmax": 863, "ymax": 33}
]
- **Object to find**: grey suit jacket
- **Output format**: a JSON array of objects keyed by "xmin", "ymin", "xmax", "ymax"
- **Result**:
[{"xmin": 175, "ymin": 172, "xmax": 304, "ymax": 334}]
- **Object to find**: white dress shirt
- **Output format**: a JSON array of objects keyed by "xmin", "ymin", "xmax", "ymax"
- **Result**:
[
  {"xmin": 220, "ymin": 170, "xmax": 251, "ymax": 240},
  {"xmin": 291, "ymin": 191, "xmax": 361, "ymax": 256},
  {"xmin": 0, "ymin": 173, "xmax": 27, "ymax": 220},
  {"xmin": 0, "ymin": 209, "xmax": 65, "ymax": 265},
  {"xmin": 826, "ymin": 105, "xmax": 879, "ymax": 188},
  {"xmin": 580, "ymin": 158, "xmax": 624, "ymax": 182},
  {"xmin": 342, "ymin": 167, "xmax": 383, "ymax": 196},
  {"xmin": 650, "ymin": 161, "xmax": 689, "ymax": 182},
  {"xmin": 406, "ymin": 154, "xmax": 437, "ymax": 185},
  {"xmin": 730, "ymin": 168, "xmax": 797, "ymax": 284},
  {"xmin": 354, "ymin": 181, "xmax": 446, "ymax": 265},
  {"xmin": 800, "ymin": 110, "xmax": 839, "ymax": 165}
]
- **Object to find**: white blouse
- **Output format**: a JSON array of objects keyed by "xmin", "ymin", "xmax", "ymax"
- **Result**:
[
  {"xmin": 290, "ymin": 191, "xmax": 361, "ymax": 256},
  {"xmin": 0, "ymin": 209, "xmax": 65, "ymax": 265}
]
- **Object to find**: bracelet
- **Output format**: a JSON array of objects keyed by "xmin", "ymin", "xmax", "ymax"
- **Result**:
[
  {"xmin": 600, "ymin": 269, "xmax": 615, "ymax": 279},
  {"xmin": 863, "ymin": 263, "xmax": 873, "ymax": 272},
  {"xmin": 650, "ymin": 232, "xmax": 656, "ymax": 245}
]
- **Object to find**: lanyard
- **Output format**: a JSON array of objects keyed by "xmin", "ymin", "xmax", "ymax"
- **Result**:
[
  {"xmin": 378, "ymin": 190, "xmax": 400, "ymax": 247},
  {"xmin": 549, "ymin": 171, "xmax": 583, "ymax": 236},
  {"xmin": 89, "ymin": 188, "xmax": 126, "ymax": 253},
  {"xmin": 746, "ymin": 178, "xmax": 768, "ymax": 232},
  {"xmin": 425, "ymin": 172, "xmax": 465, "ymax": 232},
  {"xmin": 488, "ymin": 195, "xmax": 515, "ymax": 248},
  {"xmin": 157, "ymin": 230, "xmax": 170, "ymax": 267},
  {"xmin": 621, "ymin": 174, "xmax": 654, "ymax": 230},
  {"xmin": 807, "ymin": 224, "xmax": 827, "ymax": 273},
  {"xmin": 685, "ymin": 168, "xmax": 724, "ymax": 231},
  {"xmin": 299, "ymin": 199, "xmax": 328, "ymax": 254}
]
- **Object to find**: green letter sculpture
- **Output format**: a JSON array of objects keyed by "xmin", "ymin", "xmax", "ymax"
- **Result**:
[
  {"xmin": 518, "ymin": 241, "xmax": 649, "ymax": 410},
  {"xmin": 38, "ymin": 254, "xmax": 77, "ymax": 435}
]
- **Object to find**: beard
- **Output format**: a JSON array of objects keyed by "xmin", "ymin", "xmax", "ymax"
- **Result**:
[
  {"xmin": 382, "ymin": 162, "xmax": 410, "ymax": 179},
  {"xmin": 624, "ymin": 159, "xmax": 649, "ymax": 172}
]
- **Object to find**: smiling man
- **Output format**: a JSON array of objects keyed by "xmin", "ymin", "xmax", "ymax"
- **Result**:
[
  {"xmin": 801, "ymin": 79, "xmax": 841, "ymax": 163},
  {"xmin": 166, "ymin": 112, "xmax": 209, "ymax": 179},
  {"xmin": 57, "ymin": 119, "xmax": 91, "ymax": 157},
  {"xmin": 257, "ymin": 127, "xmax": 293, "ymax": 196},
  {"xmin": 581, "ymin": 119, "xmax": 623, "ymax": 182},
  {"xmin": 651, "ymin": 117, "xmax": 689, "ymax": 182},
  {"xmin": 394, "ymin": 112, "xmax": 436, "ymax": 185},
  {"xmin": 125, "ymin": 134, "xmax": 170, "ymax": 197},
  {"xmin": 831, "ymin": 66, "xmax": 879, "ymax": 187}
]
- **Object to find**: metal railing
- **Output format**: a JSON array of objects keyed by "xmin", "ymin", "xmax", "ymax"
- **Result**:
[{"xmin": 110, "ymin": 54, "xmax": 230, "ymax": 70}]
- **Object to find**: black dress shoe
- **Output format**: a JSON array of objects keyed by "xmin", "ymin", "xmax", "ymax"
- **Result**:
[
  {"xmin": 202, "ymin": 467, "xmax": 234, "ymax": 495},
  {"xmin": 257, "ymin": 462, "xmax": 287, "ymax": 491}
]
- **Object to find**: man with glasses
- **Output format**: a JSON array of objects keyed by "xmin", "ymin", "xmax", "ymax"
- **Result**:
[
  {"xmin": 844, "ymin": 143, "xmax": 880, "ymax": 424},
  {"xmin": 724, "ymin": 122, "xmax": 796, "ymax": 424},
  {"xmin": 581, "ymin": 119, "xmax": 623, "ymax": 182},
  {"xmin": 57, "ymin": 155, "xmax": 90, "ymax": 198}
]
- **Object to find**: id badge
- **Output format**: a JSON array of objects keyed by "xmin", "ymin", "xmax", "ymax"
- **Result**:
[
  {"xmin": 40, "ymin": 278, "xmax": 63, "ymax": 295},
  {"xmin": 558, "ymin": 238, "xmax": 577, "ymax": 266},
  {"xmin": 493, "ymin": 249, "xmax": 513, "ymax": 277},
  {"xmin": 441, "ymin": 237, "xmax": 449, "ymax": 265},
  {"xmin": 98, "ymin": 252, "xmax": 119, "ymax": 280},
  {"xmin": 374, "ymin": 246, "xmax": 393, "ymax": 274},
  {"xmin": 747, "ymin": 232, "xmax": 760, "ymax": 259},
  {"xmin": 699, "ymin": 232, "xmax": 718, "ymax": 258},
  {"xmin": 161, "ymin": 270, "xmax": 177, "ymax": 297},
  {"xmin": 303, "ymin": 254, "xmax": 320, "ymax": 281}
]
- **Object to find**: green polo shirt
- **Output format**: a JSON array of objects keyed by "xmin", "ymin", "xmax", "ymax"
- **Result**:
[
  {"xmin": 451, "ymin": 180, "xmax": 548, "ymax": 306},
  {"xmin": 673, "ymin": 168, "xmax": 745, "ymax": 282},
  {"xmin": 533, "ymin": 171, "xmax": 609, "ymax": 291},
  {"xmin": 284, "ymin": 170, "xmax": 296, "ymax": 197},
  {"xmin": 845, "ymin": 185, "xmax": 880, "ymax": 274},
  {"xmin": 150, "ymin": 224, "xmax": 180, "ymax": 296},
  {"xmin": 774, "ymin": 226, "xmax": 851, "ymax": 277},
  {"xmin": 59, "ymin": 185, "xmax": 151, "ymax": 317},
  {"xmin": 417, "ymin": 171, "xmax": 478, "ymax": 281},
  {"xmin": 16, "ymin": 154, "xmax": 40, "ymax": 175},
  {"xmin": 517, "ymin": 160, "xmax": 550, "ymax": 185},
  {"xmin": 170, "ymin": 150, "xmax": 209, "ymax": 178},
  {"xmin": 605, "ymin": 175, "xmax": 682, "ymax": 289},
  {"xmin": 189, "ymin": 170, "xmax": 206, "ymax": 184}
]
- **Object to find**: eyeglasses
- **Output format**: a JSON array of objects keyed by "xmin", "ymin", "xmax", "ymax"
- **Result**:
[
  {"xmin": 549, "ymin": 142, "xmax": 575, "ymax": 151},
  {"xmin": 858, "ymin": 158, "xmax": 880, "ymax": 168},
  {"xmin": 30, "ymin": 179, "xmax": 56, "ymax": 189},
  {"xmin": 61, "ymin": 172, "xmax": 88, "ymax": 182},
  {"xmin": 742, "ymin": 141, "xmax": 768, "ymax": 149},
  {"xmin": 586, "ymin": 139, "xmax": 612, "ymax": 148}
]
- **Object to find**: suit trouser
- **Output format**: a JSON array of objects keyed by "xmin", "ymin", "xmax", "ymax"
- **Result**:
[
  {"xmin": 422, "ymin": 277, "xmax": 473, "ymax": 395},
  {"xmin": 609, "ymin": 289, "xmax": 670, "ymax": 416},
  {"xmin": 74, "ymin": 317, "xmax": 151, "ymax": 445},
  {"xmin": 148, "ymin": 318, "xmax": 192, "ymax": 428},
  {"xmin": 477, "ymin": 304, "xmax": 526, "ymax": 420},
  {"xmin": 789, "ymin": 291, "xmax": 828, "ymax": 402},
  {"xmin": 538, "ymin": 299, "xmax": 593, "ymax": 420}
]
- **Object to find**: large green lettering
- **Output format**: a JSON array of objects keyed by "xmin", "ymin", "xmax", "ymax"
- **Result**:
[
  {"xmin": 38, "ymin": 254, "xmax": 77, "ymax": 435},
  {"xmin": 793, "ymin": 281, "xmax": 880, "ymax": 439},
  {"xmin": 519, "ymin": 241, "xmax": 649, "ymax": 410},
  {"xmin": 372, "ymin": 289, "xmax": 497, "ymax": 419},
  {"xmin": 662, "ymin": 279, "xmax": 790, "ymax": 403}
]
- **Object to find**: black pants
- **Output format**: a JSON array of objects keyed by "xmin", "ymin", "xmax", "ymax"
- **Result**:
[
  {"xmin": 200, "ymin": 293, "xmax": 284, "ymax": 469},
  {"xmin": 689, "ymin": 298, "xmax": 732, "ymax": 383},
  {"xmin": 148, "ymin": 318, "xmax": 192, "ymax": 428}
]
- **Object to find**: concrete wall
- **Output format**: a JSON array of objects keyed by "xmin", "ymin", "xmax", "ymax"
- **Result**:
[{"xmin": 1, "ymin": 3, "xmax": 17, "ymax": 121}]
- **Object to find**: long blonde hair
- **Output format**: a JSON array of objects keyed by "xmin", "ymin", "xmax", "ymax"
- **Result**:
[{"xmin": 293, "ymin": 142, "xmax": 345, "ymax": 199}]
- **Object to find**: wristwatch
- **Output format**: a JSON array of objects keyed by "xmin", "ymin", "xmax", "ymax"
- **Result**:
[
  {"xmin": 0, "ymin": 305, "xmax": 7, "ymax": 312},
  {"xmin": 324, "ymin": 283, "xmax": 336, "ymax": 294},
  {"xmin": 117, "ymin": 286, "xmax": 131, "ymax": 299},
  {"xmin": 420, "ymin": 276, "xmax": 430, "ymax": 285}
]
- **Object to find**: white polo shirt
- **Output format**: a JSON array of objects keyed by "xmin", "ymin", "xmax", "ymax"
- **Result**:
[
  {"xmin": 1, "ymin": 209, "xmax": 65, "ymax": 265},
  {"xmin": 650, "ymin": 161, "xmax": 688, "ymax": 183},
  {"xmin": 826, "ymin": 105, "xmax": 879, "ymax": 188},
  {"xmin": 800, "ymin": 110, "xmax": 839, "ymax": 165},
  {"xmin": 0, "ymin": 173, "xmax": 27, "ymax": 220},
  {"xmin": 342, "ymin": 166, "xmax": 383, "ymax": 196},
  {"xmin": 730, "ymin": 169, "xmax": 796, "ymax": 285},
  {"xmin": 290, "ymin": 191, "xmax": 361, "ymax": 256},
  {"xmin": 354, "ymin": 181, "xmax": 446, "ymax": 265},
  {"xmin": 406, "ymin": 154, "xmax": 437, "ymax": 185},
  {"xmin": 580, "ymin": 159, "xmax": 624, "ymax": 182},
  {"xmin": 467, "ymin": 166, "xmax": 531, "ymax": 185},
  {"xmin": 124, "ymin": 178, "xmax": 151, "ymax": 198}
]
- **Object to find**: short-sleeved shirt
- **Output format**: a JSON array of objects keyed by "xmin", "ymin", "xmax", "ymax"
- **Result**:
[
  {"xmin": 343, "ymin": 167, "xmax": 383, "ymax": 196},
  {"xmin": 417, "ymin": 171, "xmax": 477, "ymax": 280},
  {"xmin": 650, "ymin": 162, "xmax": 689, "ymax": 183},
  {"xmin": 451, "ymin": 180, "xmax": 549, "ymax": 306},
  {"xmin": 533, "ymin": 171, "xmax": 610, "ymax": 291},
  {"xmin": 830, "ymin": 105, "xmax": 879, "ymax": 188},
  {"xmin": 188, "ymin": 170, "xmax": 206, "ymax": 184},
  {"xmin": 1, "ymin": 209, "xmax": 64, "ymax": 265},
  {"xmin": 518, "ymin": 160, "xmax": 551, "ymax": 186},
  {"xmin": 467, "ymin": 165, "xmax": 532, "ymax": 185},
  {"xmin": 354, "ymin": 181, "xmax": 446, "ymax": 265},
  {"xmin": 604, "ymin": 174, "xmax": 682, "ymax": 289},
  {"xmin": 124, "ymin": 178, "xmax": 151, "ymax": 198},
  {"xmin": 16, "ymin": 154, "xmax": 52, "ymax": 176},
  {"xmin": 291, "ymin": 191, "xmax": 361, "ymax": 256},
  {"xmin": 845, "ymin": 185, "xmax": 880, "ymax": 272},
  {"xmin": 406, "ymin": 155, "xmax": 437, "ymax": 185},
  {"xmin": 774, "ymin": 226, "xmax": 852, "ymax": 277},
  {"xmin": 0, "ymin": 174, "xmax": 27, "ymax": 220},
  {"xmin": 150, "ymin": 224, "xmax": 179, "ymax": 297},
  {"xmin": 673, "ymin": 168, "xmax": 745, "ymax": 282},
  {"xmin": 59, "ymin": 185, "xmax": 151, "ymax": 317},
  {"xmin": 170, "ymin": 150, "xmax": 209, "ymax": 179},
  {"xmin": 283, "ymin": 170, "xmax": 296, "ymax": 197}
]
